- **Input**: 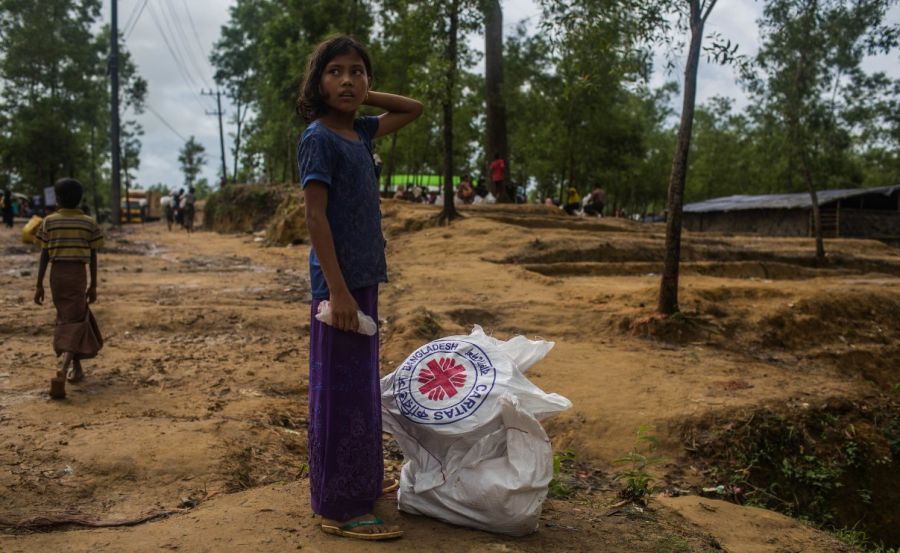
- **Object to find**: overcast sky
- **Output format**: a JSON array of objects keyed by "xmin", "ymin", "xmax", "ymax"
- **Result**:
[{"xmin": 104, "ymin": 0, "xmax": 898, "ymax": 191}]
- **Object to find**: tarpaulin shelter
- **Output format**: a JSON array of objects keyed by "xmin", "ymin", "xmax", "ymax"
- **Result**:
[{"xmin": 683, "ymin": 185, "xmax": 900, "ymax": 246}]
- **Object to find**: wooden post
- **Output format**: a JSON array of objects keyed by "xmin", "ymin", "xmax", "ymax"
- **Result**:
[
  {"xmin": 110, "ymin": 0, "xmax": 121, "ymax": 226},
  {"xmin": 836, "ymin": 201, "xmax": 840, "ymax": 237}
]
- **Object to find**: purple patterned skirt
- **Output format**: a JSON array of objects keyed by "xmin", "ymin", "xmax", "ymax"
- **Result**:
[{"xmin": 307, "ymin": 285, "xmax": 383, "ymax": 521}]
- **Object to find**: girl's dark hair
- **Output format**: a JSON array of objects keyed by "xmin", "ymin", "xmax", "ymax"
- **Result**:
[
  {"xmin": 297, "ymin": 34, "xmax": 372, "ymax": 123},
  {"xmin": 54, "ymin": 178, "xmax": 83, "ymax": 209}
]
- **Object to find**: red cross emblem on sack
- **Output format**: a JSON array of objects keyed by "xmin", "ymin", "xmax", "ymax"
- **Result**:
[{"xmin": 418, "ymin": 357, "xmax": 467, "ymax": 401}]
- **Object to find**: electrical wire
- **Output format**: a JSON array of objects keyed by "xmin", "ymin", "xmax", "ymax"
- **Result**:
[
  {"xmin": 171, "ymin": 0, "xmax": 214, "ymax": 88},
  {"xmin": 145, "ymin": 103, "xmax": 188, "ymax": 143},
  {"xmin": 122, "ymin": 0, "xmax": 143, "ymax": 34},
  {"xmin": 181, "ymin": 0, "xmax": 216, "ymax": 82},
  {"xmin": 151, "ymin": 1, "xmax": 200, "ymax": 90},
  {"xmin": 124, "ymin": 0, "xmax": 150, "ymax": 40},
  {"xmin": 146, "ymin": 1, "xmax": 208, "ymax": 110},
  {"xmin": 161, "ymin": 0, "xmax": 206, "ymax": 82},
  {"xmin": 161, "ymin": 0, "xmax": 214, "ymax": 90},
  {"xmin": 181, "ymin": 0, "xmax": 209, "ymax": 71}
]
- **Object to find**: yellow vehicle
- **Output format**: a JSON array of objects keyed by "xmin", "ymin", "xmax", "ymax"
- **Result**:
[{"xmin": 119, "ymin": 189, "xmax": 162, "ymax": 223}]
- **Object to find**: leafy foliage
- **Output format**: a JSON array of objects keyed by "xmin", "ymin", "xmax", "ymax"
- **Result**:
[
  {"xmin": 548, "ymin": 449, "xmax": 577, "ymax": 499},
  {"xmin": 3, "ymin": 0, "xmax": 895, "ymax": 213},
  {"xmin": 614, "ymin": 425, "xmax": 664, "ymax": 504},
  {"xmin": 0, "ymin": 0, "xmax": 146, "ymax": 206},
  {"xmin": 684, "ymin": 401, "xmax": 899, "ymax": 545},
  {"xmin": 744, "ymin": 0, "xmax": 899, "ymax": 195},
  {"xmin": 203, "ymin": 0, "xmax": 897, "ymax": 216},
  {"xmin": 178, "ymin": 136, "xmax": 207, "ymax": 190}
]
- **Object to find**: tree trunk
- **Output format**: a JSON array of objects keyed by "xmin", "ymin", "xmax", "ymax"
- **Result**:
[
  {"xmin": 794, "ymin": 0, "xmax": 825, "ymax": 263},
  {"xmin": 286, "ymin": 125, "xmax": 295, "ymax": 184},
  {"xmin": 90, "ymin": 125, "xmax": 99, "ymax": 215},
  {"xmin": 657, "ymin": 0, "xmax": 707, "ymax": 315},
  {"xmin": 565, "ymin": 148, "xmax": 575, "ymax": 204},
  {"xmin": 800, "ymin": 153, "xmax": 825, "ymax": 262},
  {"xmin": 439, "ymin": 0, "xmax": 461, "ymax": 223},
  {"xmin": 384, "ymin": 130, "xmax": 400, "ymax": 196},
  {"xmin": 383, "ymin": 50, "xmax": 411, "ymax": 197},
  {"xmin": 484, "ymin": 0, "xmax": 509, "ymax": 202},
  {"xmin": 122, "ymin": 143, "xmax": 130, "ymax": 223},
  {"xmin": 232, "ymin": 94, "xmax": 245, "ymax": 183}
]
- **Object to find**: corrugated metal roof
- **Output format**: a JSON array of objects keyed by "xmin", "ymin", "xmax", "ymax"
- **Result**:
[{"xmin": 683, "ymin": 185, "xmax": 900, "ymax": 213}]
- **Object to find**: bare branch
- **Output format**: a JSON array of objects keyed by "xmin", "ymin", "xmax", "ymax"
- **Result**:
[{"xmin": 701, "ymin": 0, "xmax": 719, "ymax": 23}]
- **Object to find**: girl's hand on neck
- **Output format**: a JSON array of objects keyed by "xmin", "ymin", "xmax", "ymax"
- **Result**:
[{"xmin": 362, "ymin": 91, "xmax": 423, "ymax": 139}]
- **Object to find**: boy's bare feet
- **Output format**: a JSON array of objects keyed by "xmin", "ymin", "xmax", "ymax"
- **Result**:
[
  {"xmin": 320, "ymin": 514, "xmax": 402, "ymax": 540},
  {"xmin": 66, "ymin": 359, "xmax": 84, "ymax": 383},
  {"xmin": 50, "ymin": 371, "xmax": 67, "ymax": 400},
  {"xmin": 51, "ymin": 353, "xmax": 73, "ymax": 399}
]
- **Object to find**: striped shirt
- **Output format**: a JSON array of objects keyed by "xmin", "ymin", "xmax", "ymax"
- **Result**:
[{"xmin": 34, "ymin": 209, "xmax": 105, "ymax": 263}]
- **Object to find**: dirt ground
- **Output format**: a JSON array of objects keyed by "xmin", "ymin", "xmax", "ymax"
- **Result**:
[{"xmin": 2, "ymin": 200, "xmax": 897, "ymax": 552}]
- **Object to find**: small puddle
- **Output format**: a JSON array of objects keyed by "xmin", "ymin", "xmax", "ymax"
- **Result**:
[{"xmin": 177, "ymin": 255, "xmax": 269, "ymax": 273}]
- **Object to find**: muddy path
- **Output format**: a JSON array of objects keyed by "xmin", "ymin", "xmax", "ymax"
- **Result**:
[
  {"xmin": 1, "ymin": 207, "xmax": 891, "ymax": 551},
  {"xmin": 0, "ymin": 223, "xmax": 725, "ymax": 553},
  {"xmin": 1, "ymin": 225, "xmax": 313, "ymax": 519}
]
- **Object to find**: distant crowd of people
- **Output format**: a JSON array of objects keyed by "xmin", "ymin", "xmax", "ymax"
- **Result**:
[
  {"xmin": 383, "ymin": 152, "xmax": 616, "ymax": 217},
  {"xmin": 391, "ymin": 174, "xmax": 528, "ymax": 206},
  {"xmin": 1, "ymin": 190, "xmax": 16, "ymax": 228},
  {"xmin": 389, "ymin": 153, "xmax": 528, "ymax": 207},
  {"xmin": 555, "ymin": 186, "xmax": 607, "ymax": 217},
  {"xmin": 389, "ymin": 177, "xmax": 613, "ymax": 218},
  {"xmin": 161, "ymin": 187, "xmax": 196, "ymax": 233},
  {"xmin": 1, "ymin": 189, "xmax": 97, "ymax": 228}
]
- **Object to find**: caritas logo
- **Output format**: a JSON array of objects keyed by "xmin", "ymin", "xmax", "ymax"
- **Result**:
[
  {"xmin": 393, "ymin": 340, "xmax": 497, "ymax": 425},
  {"xmin": 418, "ymin": 358, "xmax": 467, "ymax": 400}
]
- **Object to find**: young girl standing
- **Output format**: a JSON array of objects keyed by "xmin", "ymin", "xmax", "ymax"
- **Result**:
[{"xmin": 297, "ymin": 35, "xmax": 422, "ymax": 541}]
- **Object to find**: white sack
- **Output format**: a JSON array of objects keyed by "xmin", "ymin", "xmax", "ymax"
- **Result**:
[{"xmin": 380, "ymin": 325, "xmax": 571, "ymax": 536}]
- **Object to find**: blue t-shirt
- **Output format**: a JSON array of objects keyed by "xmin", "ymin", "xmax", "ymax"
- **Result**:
[{"xmin": 298, "ymin": 116, "xmax": 387, "ymax": 299}]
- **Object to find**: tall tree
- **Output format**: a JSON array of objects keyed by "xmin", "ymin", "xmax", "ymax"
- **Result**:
[
  {"xmin": 210, "ymin": 0, "xmax": 265, "ymax": 184},
  {"xmin": 657, "ymin": 0, "xmax": 720, "ymax": 315},
  {"xmin": 372, "ymin": 0, "xmax": 439, "ymax": 195},
  {"xmin": 178, "ymin": 136, "xmax": 207, "ymax": 189},
  {"xmin": 748, "ymin": 0, "xmax": 898, "ymax": 262},
  {"xmin": 117, "ymin": 36, "xmax": 147, "ymax": 190},
  {"xmin": 0, "ymin": 0, "xmax": 103, "ymax": 192},
  {"xmin": 439, "ymin": 0, "xmax": 462, "ymax": 222},
  {"xmin": 537, "ymin": 0, "xmax": 663, "ymax": 206},
  {"xmin": 0, "ymin": 0, "xmax": 147, "ymax": 213},
  {"xmin": 848, "ymin": 73, "xmax": 900, "ymax": 186},
  {"xmin": 484, "ymin": 0, "xmax": 509, "ymax": 201},
  {"xmin": 685, "ymin": 97, "xmax": 755, "ymax": 202},
  {"xmin": 378, "ymin": 0, "xmax": 481, "ymax": 222}
]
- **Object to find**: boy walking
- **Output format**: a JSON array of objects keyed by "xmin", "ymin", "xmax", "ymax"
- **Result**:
[{"xmin": 33, "ymin": 178, "xmax": 104, "ymax": 399}]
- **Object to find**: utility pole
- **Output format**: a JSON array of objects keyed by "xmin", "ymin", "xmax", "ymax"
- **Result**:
[
  {"xmin": 91, "ymin": 125, "xmax": 99, "ymax": 216},
  {"xmin": 202, "ymin": 89, "xmax": 228, "ymax": 185},
  {"xmin": 110, "ymin": 0, "xmax": 121, "ymax": 225}
]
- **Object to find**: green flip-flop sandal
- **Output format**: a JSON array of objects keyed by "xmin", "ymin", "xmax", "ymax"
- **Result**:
[{"xmin": 321, "ymin": 517, "xmax": 403, "ymax": 541}]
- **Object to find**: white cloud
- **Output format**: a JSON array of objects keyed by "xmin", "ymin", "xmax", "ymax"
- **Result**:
[{"xmin": 102, "ymin": 0, "xmax": 232, "ymax": 190}]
